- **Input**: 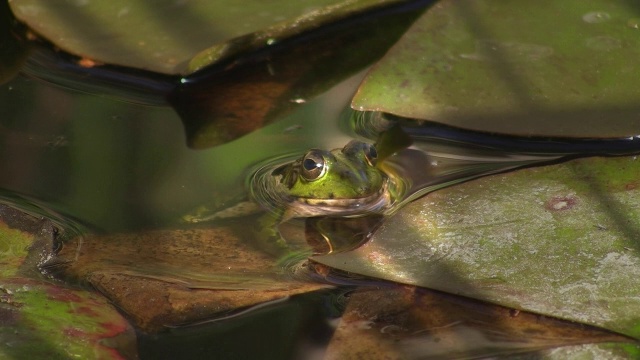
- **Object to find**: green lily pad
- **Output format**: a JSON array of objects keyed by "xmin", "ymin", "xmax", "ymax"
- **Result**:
[
  {"xmin": 0, "ymin": 223, "xmax": 31, "ymax": 278},
  {"xmin": 170, "ymin": 5, "xmax": 424, "ymax": 148},
  {"xmin": 0, "ymin": 204, "xmax": 136, "ymax": 358},
  {"xmin": 0, "ymin": 279, "xmax": 137, "ymax": 359},
  {"xmin": 313, "ymin": 155, "xmax": 640, "ymax": 338},
  {"xmin": 10, "ymin": 0, "xmax": 406, "ymax": 75},
  {"xmin": 352, "ymin": 0, "xmax": 640, "ymax": 137}
]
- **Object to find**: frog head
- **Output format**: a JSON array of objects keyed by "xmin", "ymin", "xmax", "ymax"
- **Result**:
[
  {"xmin": 248, "ymin": 140, "xmax": 395, "ymax": 257},
  {"xmin": 271, "ymin": 140, "xmax": 389, "ymax": 216}
]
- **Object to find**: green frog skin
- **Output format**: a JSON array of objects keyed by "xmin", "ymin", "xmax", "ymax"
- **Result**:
[{"xmin": 252, "ymin": 140, "xmax": 393, "ymax": 257}]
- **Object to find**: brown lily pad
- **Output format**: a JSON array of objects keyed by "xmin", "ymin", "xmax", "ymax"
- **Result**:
[
  {"xmin": 50, "ymin": 219, "xmax": 330, "ymax": 332},
  {"xmin": 324, "ymin": 285, "xmax": 633, "ymax": 359}
]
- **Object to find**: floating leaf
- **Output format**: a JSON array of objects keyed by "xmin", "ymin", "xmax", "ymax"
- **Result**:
[
  {"xmin": 51, "ymin": 219, "xmax": 329, "ymax": 332},
  {"xmin": 352, "ymin": 0, "xmax": 640, "ymax": 137},
  {"xmin": 535, "ymin": 343, "xmax": 640, "ymax": 360},
  {"xmin": 313, "ymin": 155, "xmax": 640, "ymax": 338},
  {"xmin": 169, "ymin": 4, "xmax": 424, "ymax": 148},
  {"xmin": 10, "ymin": 0, "xmax": 408, "ymax": 75},
  {"xmin": 0, "ymin": 279, "xmax": 137, "ymax": 359},
  {"xmin": 0, "ymin": 205, "xmax": 136, "ymax": 358},
  {"xmin": 0, "ymin": 222, "xmax": 31, "ymax": 278}
]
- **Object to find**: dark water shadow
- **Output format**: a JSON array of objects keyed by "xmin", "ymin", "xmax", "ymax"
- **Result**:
[{"xmin": 137, "ymin": 288, "xmax": 341, "ymax": 360}]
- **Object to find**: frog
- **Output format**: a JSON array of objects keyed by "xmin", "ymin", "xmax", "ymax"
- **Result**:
[
  {"xmin": 248, "ymin": 140, "xmax": 395, "ymax": 258},
  {"xmin": 183, "ymin": 140, "xmax": 397, "ymax": 260}
]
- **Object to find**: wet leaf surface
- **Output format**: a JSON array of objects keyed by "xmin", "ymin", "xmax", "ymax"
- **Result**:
[
  {"xmin": 9, "ymin": 0, "xmax": 407, "ymax": 75},
  {"xmin": 353, "ymin": 0, "xmax": 640, "ymax": 137},
  {"xmin": 529, "ymin": 343, "xmax": 640, "ymax": 359},
  {"xmin": 324, "ymin": 285, "xmax": 633, "ymax": 359},
  {"xmin": 313, "ymin": 155, "xmax": 640, "ymax": 338},
  {"xmin": 51, "ymin": 219, "xmax": 330, "ymax": 332},
  {"xmin": 0, "ymin": 204, "xmax": 136, "ymax": 359}
]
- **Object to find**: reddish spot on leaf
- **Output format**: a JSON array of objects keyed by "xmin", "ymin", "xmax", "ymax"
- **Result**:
[
  {"xmin": 99, "ymin": 321, "xmax": 128, "ymax": 337},
  {"xmin": 46, "ymin": 287, "xmax": 83, "ymax": 302},
  {"xmin": 72, "ymin": 305, "xmax": 100, "ymax": 317},
  {"xmin": 545, "ymin": 196, "xmax": 578, "ymax": 211},
  {"xmin": 77, "ymin": 57, "xmax": 103, "ymax": 68},
  {"xmin": 102, "ymin": 347, "xmax": 128, "ymax": 360},
  {"xmin": 625, "ymin": 182, "xmax": 638, "ymax": 191}
]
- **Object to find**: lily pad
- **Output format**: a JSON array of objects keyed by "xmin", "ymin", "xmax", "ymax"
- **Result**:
[
  {"xmin": 9, "ymin": 0, "xmax": 407, "ymax": 75},
  {"xmin": 50, "ymin": 218, "xmax": 330, "ymax": 332},
  {"xmin": 352, "ymin": 0, "xmax": 640, "ymax": 137},
  {"xmin": 532, "ymin": 343, "xmax": 640, "ymax": 360},
  {"xmin": 170, "ymin": 5, "xmax": 424, "ymax": 148},
  {"xmin": 313, "ymin": 155, "xmax": 640, "ymax": 338},
  {"xmin": 0, "ymin": 204, "xmax": 136, "ymax": 358},
  {"xmin": 324, "ymin": 286, "xmax": 633, "ymax": 359}
]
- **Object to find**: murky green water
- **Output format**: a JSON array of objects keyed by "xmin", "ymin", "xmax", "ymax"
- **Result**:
[{"xmin": 0, "ymin": 67, "xmax": 361, "ymax": 233}]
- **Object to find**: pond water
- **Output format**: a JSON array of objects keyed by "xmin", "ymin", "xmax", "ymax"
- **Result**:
[
  {"xmin": 0, "ymin": 67, "xmax": 359, "ymax": 233},
  {"xmin": 2, "ymin": 4, "xmax": 640, "ymax": 360}
]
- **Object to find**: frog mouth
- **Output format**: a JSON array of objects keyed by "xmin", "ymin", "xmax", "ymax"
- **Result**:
[
  {"xmin": 249, "ymin": 158, "xmax": 394, "ymax": 218},
  {"xmin": 287, "ymin": 180, "xmax": 392, "ymax": 218}
]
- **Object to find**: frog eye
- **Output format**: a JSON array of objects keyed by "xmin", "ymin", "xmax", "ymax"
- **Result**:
[
  {"xmin": 364, "ymin": 144, "xmax": 378, "ymax": 166},
  {"xmin": 301, "ymin": 151, "xmax": 326, "ymax": 181}
]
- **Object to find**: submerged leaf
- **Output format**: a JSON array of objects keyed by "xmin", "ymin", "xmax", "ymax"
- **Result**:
[
  {"xmin": 325, "ymin": 286, "xmax": 632, "ymax": 359},
  {"xmin": 313, "ymin": 155, "xmax": 640, "ymax": 338},
  {"xmin": 353, "ymin": 0, "xmax": 640, "ymax": 137}
]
